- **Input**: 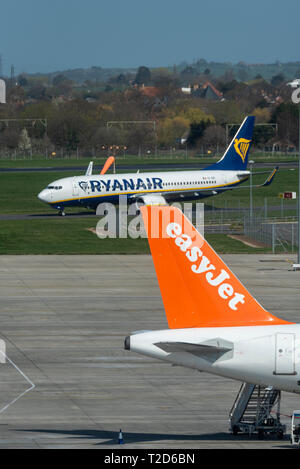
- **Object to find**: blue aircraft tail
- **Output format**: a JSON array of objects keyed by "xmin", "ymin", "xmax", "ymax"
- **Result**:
[{"xmin": 204, "ymin": 116, "xmax": 255, "ymax": 171}]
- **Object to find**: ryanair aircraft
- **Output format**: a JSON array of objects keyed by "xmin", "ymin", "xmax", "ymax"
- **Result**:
[{"xmin": 37, "ymin": 116, "xmax": 277, "ymax": 215}]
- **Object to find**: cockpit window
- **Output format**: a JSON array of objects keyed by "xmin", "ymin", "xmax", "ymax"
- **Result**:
[{"xmin": 47, "ymin": 185, "xmax": 62, "ymax": 190}]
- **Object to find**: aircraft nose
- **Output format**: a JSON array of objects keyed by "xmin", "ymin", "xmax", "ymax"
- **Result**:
[{"xmin": 37, "ymin": 189, "xmax": 51, "ymax": 203}]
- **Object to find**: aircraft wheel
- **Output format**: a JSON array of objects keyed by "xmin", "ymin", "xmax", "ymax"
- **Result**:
[
  {"xmin": 232, "ymin": 426, "xmax": 239, "ymax": 436},
  {"xmin": 258, "ymin": 429, "xmax": 264, "ymax": 440}
]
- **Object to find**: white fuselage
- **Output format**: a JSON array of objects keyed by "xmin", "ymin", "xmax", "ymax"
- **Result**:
[
  {"xmin": 37, "ymin": 169, "xmax": 249, "ymax": 210},
  {"xmin": 128, "ymin": 324, "xmax": 300, "ymax": 393}
]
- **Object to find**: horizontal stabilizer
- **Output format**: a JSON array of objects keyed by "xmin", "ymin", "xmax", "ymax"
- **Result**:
[
  {"xmin": 219, "ymin": 167, "xmax": 279, "ymax": 192},
  {"xmin": 155, "ymin": 339, "xmax": 232, "ymax": 354},
  {"xmin": 155, "ymin": 338, "xmax": 233, "ymax": 361}
]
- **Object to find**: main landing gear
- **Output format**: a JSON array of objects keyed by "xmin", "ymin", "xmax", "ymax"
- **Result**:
[{"xmin": 58, "ymin": 209, "xmax": 66, "ymax": 217}]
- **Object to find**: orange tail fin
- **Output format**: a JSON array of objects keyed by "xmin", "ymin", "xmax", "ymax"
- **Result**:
[
  {"xmin": 141, "ymin": 205, "xmax": 290, "ymax": 328},
  {"xmin": 100, "ymin": 156, "xmax": 115, "ymax": 175}
]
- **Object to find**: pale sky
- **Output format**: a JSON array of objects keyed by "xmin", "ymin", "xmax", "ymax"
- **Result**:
[{"xmin": 1, "ymin": 0, "xmax": 299, "ymax": 75}]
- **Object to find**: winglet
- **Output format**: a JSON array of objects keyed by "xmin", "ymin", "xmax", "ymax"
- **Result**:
[
  {"xmin": 261, "ymin": 166, "xmax": 278, "ymax": 187},
  {"xmin": 85, "ymin": 161, "xmax": 93, "ymax": 176},
  {"xmin": 141, "ymin": 205, "xmax": 291, "ymax": 329}
]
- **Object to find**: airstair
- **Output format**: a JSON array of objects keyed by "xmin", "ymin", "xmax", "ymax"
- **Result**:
[{"xmin": 229, "ymin": 382, "xmax": 286, "ymax": 439}]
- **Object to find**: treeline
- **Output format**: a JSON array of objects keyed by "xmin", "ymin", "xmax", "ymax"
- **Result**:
[{"xmin": 0, "ymin": 65, "xmax": 298, "ymax": 157}]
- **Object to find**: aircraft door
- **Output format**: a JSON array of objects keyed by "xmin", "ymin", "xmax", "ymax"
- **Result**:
[
  {"xmin": 72, "ymin": 178, "xmax": 79, "ymax": 196},
  {"xmin": 274, "ymin": 333, "xmax": 296, "ymax": 375}
]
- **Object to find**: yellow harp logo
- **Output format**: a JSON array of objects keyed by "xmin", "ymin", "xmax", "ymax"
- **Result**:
[{"xmin": 234, "ymin": 138, "xmax": 251, "ymax": 162}]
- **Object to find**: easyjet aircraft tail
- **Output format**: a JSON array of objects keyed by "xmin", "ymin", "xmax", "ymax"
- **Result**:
[
  {"xmin": 141, "ymin": 205, "xmax": 290, "ymax": 329},
  {"xmin": 204, "ymin": 115, "xmax": 255, "ymax": 171}
]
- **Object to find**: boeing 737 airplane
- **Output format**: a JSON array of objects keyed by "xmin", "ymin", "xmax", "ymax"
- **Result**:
[
  {"xmin": 37, "ymin": 116, "xmax": 277, "ymax": 215},
  {"xmin": 125, "ymin": 205, "xmax": 299, "ymax": 435}
]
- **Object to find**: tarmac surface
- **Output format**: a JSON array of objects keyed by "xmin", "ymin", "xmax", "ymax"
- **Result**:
[{"xmin": 0, "ymin": 253, "xmax": 299, "ymax": 449}]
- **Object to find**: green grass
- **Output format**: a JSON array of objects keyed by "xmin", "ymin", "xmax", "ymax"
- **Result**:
[
  {"xmin": 0, "ymin": 218, "xmax": 273, "ymax": 255},
  {"xmin": 0, "ymin": 170, "xmax": 80, "ymax": 214},
  {"xmin": 206, "ymin": 234, "xmax": 272, "ymax": 253},
  {"xmin": 0, "ymin": 155, "xmax": 194, "ymax": 169},
  {"xmin": 0, "ymin": 151, "xmax": 298, "ymax": 169},
  {"xmin": 0, "ymin": 218, "xmax": 150, "ymax": 255},
  {"xmin": 0, "ymin": 163, "xmax": 297, "ymax": 255}
]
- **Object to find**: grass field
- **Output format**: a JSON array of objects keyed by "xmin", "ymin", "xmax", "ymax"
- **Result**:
[{"xmin": 0, "ymin": 218, "xmax": 272, "ymax": 255}]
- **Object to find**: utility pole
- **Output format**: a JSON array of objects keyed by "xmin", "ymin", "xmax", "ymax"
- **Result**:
[
  {"xmin": 288, "ymin": 80, "xmax": 300, "ymax": 269},
  {"xmin": 297, "ymin": 101, "xmax": 300, "ymax": 266},
  {"xmin": 10, "ymin": 65, "xmax": 15, "ymax": 87},
  {"xmin": 249, "ymin": 160, "xmax": 254, "ymax": 224}
]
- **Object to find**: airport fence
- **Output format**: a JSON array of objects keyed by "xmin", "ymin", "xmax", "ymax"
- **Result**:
[
  {"xmin": 204, "ymin": 197, "xmax": 297, "ymax": 225},
  {"xmin": 203, "ymin": 199, "xmax": 298, "ymax": 253},
  {"xmin": 0, "ymin": 146, "xmax": 299, "ymax": 161},
  {"xmin": 244, "ymin": 215, "xmax": 298, "ymax": 253}
]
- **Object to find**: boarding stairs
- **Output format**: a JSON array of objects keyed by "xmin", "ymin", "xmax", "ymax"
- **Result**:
[{"xmin": 229, "ymin": 382, "xmax": 285, "ymax": 439}]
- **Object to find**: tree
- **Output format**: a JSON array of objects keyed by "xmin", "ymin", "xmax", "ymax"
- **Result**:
[
  {"xmin": 0, "ymin": 128, "xmax": 19, "ymax": 149},
  {"xmin": 51, "ymin": 74, "xmax": 74, "ymax": 96},
  {"xmin": 271, "ymin": 73, "xmax": 285, "ymax": 87},
  {"xmin": 135, "ymin": 66, "xmax": 151, "ymax": 85},
  {"xmin": 158, "ymin": 116, "xmax": 190, "ymax": 147},
  {"xmin": 205, "ymin": 101, "xmax": 245, "ymax": 126},
  {"xmin": 201, "ymin": 125, "xmax": 226, "ymax": 148},
  {"xmin": 52, "ymin": 74, "xmax": 69, "ymax": 87},
  {"xmin": 18, "ymin": 75, "xmax": 28, "ymax": 87},
  {"xmin": 271, "ymin": 103, "xmax": 298, "ymax": 146},
  {"xmin": 252, "ymin": 108, "xmax": 271, "ymax": 124},
  {"xmin": 27, "ymin": 84, "xmax": 47, "ymax": 100},
  {"xmin": 19, "ymin": 128, "xmax": 31, "ymax": 151},
  {"xmin": 182, "ymin": 107, "xmax": 215, "ymax": 126}
]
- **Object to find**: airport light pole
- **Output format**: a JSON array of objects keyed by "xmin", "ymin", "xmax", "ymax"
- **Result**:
[
  {"xmin": 288, "ymin": 80, "xmax": 300, "ymax": 268},
  {"xmin": 297, "ymin": 98, "xmax": 300, "ymax": 266}
]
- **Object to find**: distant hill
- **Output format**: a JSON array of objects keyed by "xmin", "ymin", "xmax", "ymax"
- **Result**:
[
  {"xmin": 176, "ymin": 59, "xmax": 300, "ymax": 82},
  {"xmin": 28, "ymin": 66, "xmax": 137, "ymax": 83},
  {"xmin": 20, "ymin": 60, "xmax": 300, "ymax": 84}
]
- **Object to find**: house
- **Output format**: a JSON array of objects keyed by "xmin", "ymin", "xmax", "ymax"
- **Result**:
[
  {"xmin": 138, "ymin": 85, "xmax": 168, "ymax": 107},
  {"xmin": 181, "ymin": 82, "xmax": 223, "ymax": 100},
  {"xmin": 193, "ymin": 82, "xmax": 223, "ymax": 100}
]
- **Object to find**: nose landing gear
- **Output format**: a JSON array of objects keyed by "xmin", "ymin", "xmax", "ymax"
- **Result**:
[{"xmin": 57, "ymin": 207, "xmax": 66, "ymax": 217}]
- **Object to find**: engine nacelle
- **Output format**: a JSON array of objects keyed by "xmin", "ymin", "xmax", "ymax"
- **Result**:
[{"xmin": 137, "ymin": 194, "xmax": 167, "ymax": 206}]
